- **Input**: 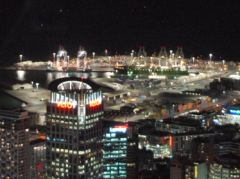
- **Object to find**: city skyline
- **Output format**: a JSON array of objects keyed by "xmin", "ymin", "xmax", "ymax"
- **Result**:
[{"xmin": 1, "ymin": 1, "xmax": 240, "ymax": 179}]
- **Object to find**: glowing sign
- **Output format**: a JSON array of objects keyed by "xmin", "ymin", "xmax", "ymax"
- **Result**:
[
  {"xmin": 89, "ymin": 100, "xmax": 101, "ymax": 107},
  {"xmin": 110, "ymin": 124, "xmax": 128, "ymax": 133},
  {"xmin": 46, "ymin": 137, "xmax": 65, "ymax": 142},
  {"xmin": 88, "ymin": 99, "xmax": 102, "ymax": 110},
  {"xmin": 229, "ymin": 109, "xmax": 240, "ymax": 115},
  {"xmin": 56, "ymin": 102, "xmax": 76, "ymax": 110}
]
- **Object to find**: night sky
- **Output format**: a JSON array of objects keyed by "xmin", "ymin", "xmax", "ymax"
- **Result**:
[{"xmin": 0, "ymin": 0, "xmax": 240, "ymax": 62}]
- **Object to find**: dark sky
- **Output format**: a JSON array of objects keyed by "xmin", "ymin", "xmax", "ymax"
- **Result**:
[{"xmin": 0, "ymin": 0, "xmax": 240, "ymax": 62}]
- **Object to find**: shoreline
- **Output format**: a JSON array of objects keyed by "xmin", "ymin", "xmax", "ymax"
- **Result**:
[{"xmin": 0, "ymin": 66, "xmax": 115, "ymax": 73}]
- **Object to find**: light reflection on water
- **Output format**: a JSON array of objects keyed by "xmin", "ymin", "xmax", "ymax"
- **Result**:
[
  {"xmin": 6, "ymin": 70, "xmax": 111, "ymax": 88},
  {"xmin": 16, "ymin": 70, "xmax": 26, "ymax": 81}
]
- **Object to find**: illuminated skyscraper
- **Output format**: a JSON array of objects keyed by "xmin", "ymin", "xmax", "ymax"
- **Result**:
[
  {"xmin": 46, "ymin": 77, "xmax": 103, "ymax": 178},
  {"xmin": 103, "ymin": 121, "xmax": 138, "ymax": 179},
  {"xmin": 0, "ymin": 109, "xmax": 30, "ymax": 179},
  {"xmin": 30, "ymin": 134, "xmax": 46, "ymax": 179}
]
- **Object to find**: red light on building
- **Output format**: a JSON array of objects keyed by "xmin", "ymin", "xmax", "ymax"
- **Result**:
[
  {"xmin": 114, "ymin": 124, "xmax": 128, "ymax": 129},
  {"xmin": 39, "ymin": 134, "xmax": 46, "ymax": 141},
  {"xmin": 36, "ymin": 162, "xmax": 44, "ymax": 170},
  {"xmin": 110, "ymin": 124, "xmax": 128, "ymax": 133},
  {"xmin": 56, "ymin": 102, "xmax": 74, "ymax": 110},
  {"xmin": 88, "ymin": 100, "xmax": 101, "ymax": 110},
  {"xmin": 89, "ymin": 100, "xmax": 101, "ymax": 108}
]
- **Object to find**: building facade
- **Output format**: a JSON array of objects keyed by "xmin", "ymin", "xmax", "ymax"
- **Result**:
[
  {"xmin": 46, "ymin": 77, "xmax": 103, "ymax": 178},
  {"xmin": 30, "ymin": 136, "xmax": 46, "ymax": 179},
  {"xmin": 209, "ymin": 161, "xmax": 240, "ymax": 179},
  {"xmin": 0, "ymin": 109, "xmax": 30, "ymax": 179},
  {"xmin": 103, "ymin": 122, "xmax": 138, "ymax": 179}
]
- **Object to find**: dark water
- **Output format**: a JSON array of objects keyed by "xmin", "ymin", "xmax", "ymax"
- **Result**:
[{"xmin": 0, "ymin": 70, "xmax": 113, "ymax": 88}]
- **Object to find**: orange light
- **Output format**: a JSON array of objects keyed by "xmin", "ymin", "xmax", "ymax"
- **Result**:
[
  {"xmin": 56, "ymin": 102, "xmax": 74, "ymax": 110},
  {"xmin": 169, "ymin": 135, "xmax": 173, "ymax": 149},
  {"xmin": 39, "ymin": 135, "xmax": 46, "ymax": 140},
  {"xmin": 89, "ymin": 100, "xmax": 101, "ymax": 108},
  {"xmin": 115, "ymin": 124, "xmax": 128, "ymax": 129}
]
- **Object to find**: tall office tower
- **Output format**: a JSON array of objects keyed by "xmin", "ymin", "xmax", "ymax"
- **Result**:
[
  {"xmin": 0, "ymin": 109, "xmax": 31, "ymax": 179},
  {"xmin": 46, "ymin": 77, "xmax": 103, "ymax": 179},
  {"xmin": 30, "ymin": 134, "xmax": 46, "ymax": 179},
  {"xmin": 103, "ymin": 121, "xmax": 138, "ymax": 179}
]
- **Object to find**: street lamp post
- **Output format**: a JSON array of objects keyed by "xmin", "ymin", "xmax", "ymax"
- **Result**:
[
  {"xmin": 35, "ymin": 83, "xmax": 39, "ymax": 90},
  {"xmin": 192, "ymin": 57, "xmax": 195, "ymax": 63},
  {"xmin": 130, "ymin": 52, "xmax": 134, "ymax": 58},
  {"xmin": 104, "ymin": 49, "xmax": 108, "ymax": 56},
  {"xmin": 209, "ymin": 53, "xmax": 213, "ymax": 61},
  {"xmin": 53, "ymin": 53, "xmax": 56, "ymax": 60},
  {"xmin": 19, "ymin": 54, "xmax": 23, "ymax": 62},
  {"xmin": 150, "ymin": 57, "xmax": 153, "ymax": 67}
]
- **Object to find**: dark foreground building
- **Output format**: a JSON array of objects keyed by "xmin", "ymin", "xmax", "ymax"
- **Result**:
[{"xmin": 46, "ymin": 77, "xmax": 103, "ymax": 178}]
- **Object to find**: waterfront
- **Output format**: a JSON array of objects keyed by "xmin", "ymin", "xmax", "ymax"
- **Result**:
[{"xmin": 0, "ymin": 70, "xmax": 113, "ymax": 88}]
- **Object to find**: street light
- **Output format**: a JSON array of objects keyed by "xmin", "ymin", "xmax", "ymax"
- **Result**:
[
  {"xmin": 19, "ymin": 54, "xmax": 23, "ymax": 62},
  {"xmin": 53, "ymin": 53, "xmax": 56, "ymax": 60},
  {"xmin": 209, "ymin": 53, "xmax": 213, "ymax": 61},
  {"xmin": 192, "ymin": 57, "xmax": 195, "ymax": 63},
  {"xmin": 222, "ymin": 60, "xmax": 225, "ymax": 65},
  {"xmin": 130, "ymin": 52, "xmax": 134, "ymax": 58},
  {"xmin": 35, "ymin": 83, "xmax": 39, "ymax": 90},
  {"xmin": 150, "ymin": 57, "xmax": 153, "ymax": 67},
  {"xmin": 104, "ymin": 49, "xmax": 108, "ymax": 56}
]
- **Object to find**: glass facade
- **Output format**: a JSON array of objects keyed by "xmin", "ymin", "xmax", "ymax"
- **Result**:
[
  {"xmin": 103, "ymin": 124, "xmax": 128, "ymax": 178},
  {"xmin": 46, "ymin": 82, "xmax": 103, "ymax": 179}
]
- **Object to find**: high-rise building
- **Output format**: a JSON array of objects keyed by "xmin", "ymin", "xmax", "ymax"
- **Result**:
[
  {"xmin": 170, "ymin": 160, "xmax": 207, "ymax": 179},
  {"xmin": 208, "ymin": 139, "xmax": 240, "ymax": 179},
  {"xmin": 103, "ymin": 121, "xmax": 138, "ymax": 179},
  {"xmin": 46, "ymin": 77, "xmax": 103, "ymax": 178},
  {"xmin": 30, "ymin": 134, "xmax": 46, "ymax": 179},
  {"xmin": 209, "ymin": 157, "xmax": 240, "ymax": 179},
  {"xmin": 0, "ymin": 109, "xmax": 31, "ymax": 179}
]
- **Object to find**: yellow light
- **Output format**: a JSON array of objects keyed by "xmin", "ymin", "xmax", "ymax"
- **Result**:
[{"xmin": 194, "ymin": 165, "xmax": 198, "ymax": 178}]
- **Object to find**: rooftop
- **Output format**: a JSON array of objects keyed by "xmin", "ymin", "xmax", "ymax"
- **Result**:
[
  {"xmin": 48, "ymin": 77, "xmax": 114, "ymax": 92},
  {"xmin": 161, "ymin": 116, "xmax": 201, "ymax": 127},
  {"xmin": 0, "ymin": 90, "xmax": 25, "ymax": 109}
]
